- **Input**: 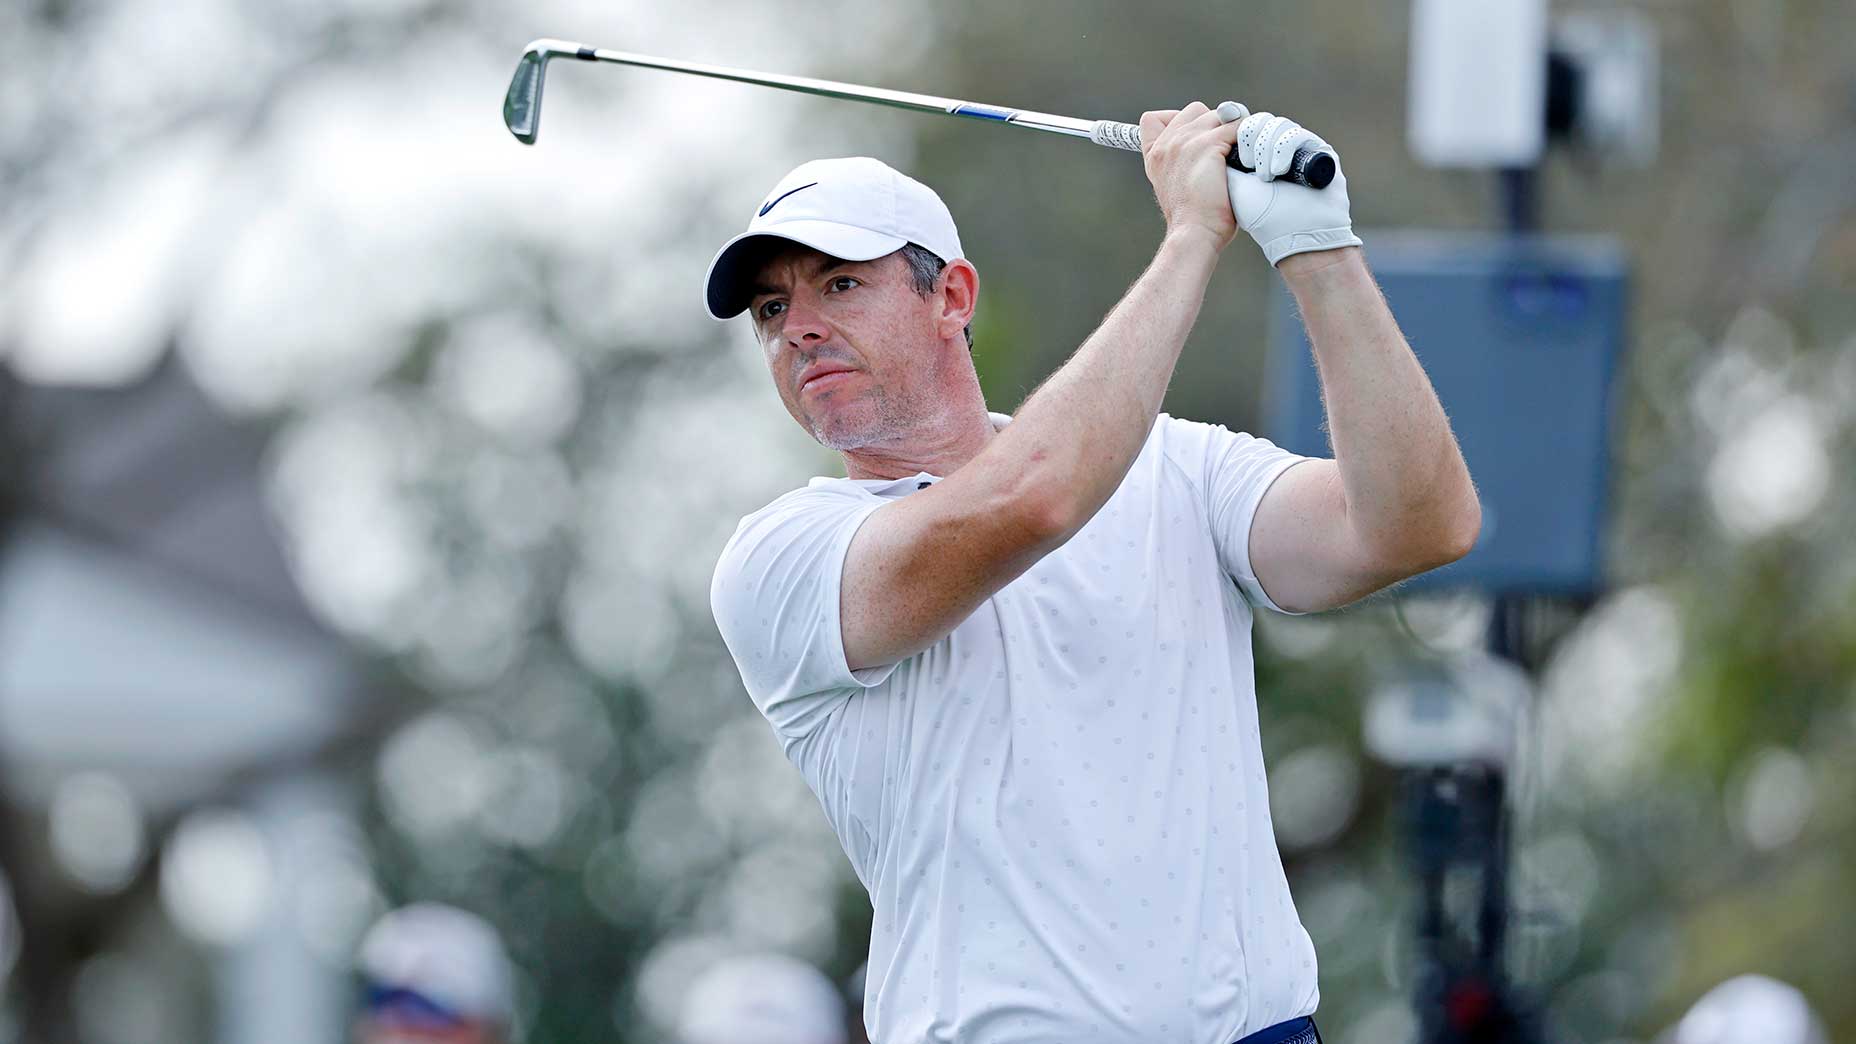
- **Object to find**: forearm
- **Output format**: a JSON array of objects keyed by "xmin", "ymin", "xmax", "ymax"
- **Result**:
[
  {"xmin": 1280, "ymin": 247, "xmax": 1480, "ymax": 563},
  {"xmin": 1005, "ymin": 228, "xmax": 1222, "ymax": 533}
]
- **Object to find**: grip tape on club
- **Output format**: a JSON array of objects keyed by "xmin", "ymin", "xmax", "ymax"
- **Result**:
[{"xmin": 1088, "ymin": 120, "xmax": 1337, "ymax": 190}]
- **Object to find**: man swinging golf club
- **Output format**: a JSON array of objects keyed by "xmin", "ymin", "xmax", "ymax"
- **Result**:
[{"xmin": 708, "ymin": 102, "xmax": 1480, "ymax": 1044}]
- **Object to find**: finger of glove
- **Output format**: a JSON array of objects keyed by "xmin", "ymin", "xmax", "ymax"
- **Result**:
[
  {"xmin": 1235, "ymin": 112, "xmax": 1274, "ymax": 171},
  {"xmin": 1252, "ymin": 116, "xmax": 1298, "ymax": 181},
  {"xmin": 1267, "ymin": 127, "xmax": 1319, "ymax": 178},
  {"xmin": 1239, "ymin": 113, "xmax": 1297, "ymax": 174}
]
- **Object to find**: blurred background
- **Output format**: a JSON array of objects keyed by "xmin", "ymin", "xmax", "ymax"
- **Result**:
[{"xmin": 0, "ymin": 0, "xmax": 1851, "ymax": 1041}]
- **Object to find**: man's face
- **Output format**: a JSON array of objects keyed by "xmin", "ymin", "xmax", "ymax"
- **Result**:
[{"xmin": 747, "ymin": 244, "xmax": 945, "ymax": 451}]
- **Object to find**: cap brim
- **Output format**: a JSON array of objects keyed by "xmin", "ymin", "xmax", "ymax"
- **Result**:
[{"xmin": 703, "ymin": 221, "xmax": 908, "ymax": 320}]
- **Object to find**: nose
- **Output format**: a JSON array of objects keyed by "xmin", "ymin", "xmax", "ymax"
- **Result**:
[{"xmin": 782, "ymin": 294, "xmax": 830, "ymax": 347}]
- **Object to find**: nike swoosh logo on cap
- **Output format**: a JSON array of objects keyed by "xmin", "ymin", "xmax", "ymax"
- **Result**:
[{"xmin": 758, "ymin": 182, "xmax": 820, "ymax": 217}]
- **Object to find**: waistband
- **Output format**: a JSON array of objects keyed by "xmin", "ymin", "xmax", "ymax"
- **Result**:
[{"xmin": 1232, "ymin": 1015, "xmax": 1321, "ymax": 1044}]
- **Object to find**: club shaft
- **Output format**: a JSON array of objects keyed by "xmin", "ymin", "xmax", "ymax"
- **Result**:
[
  {"xmin": 558, "ymin": 41, "xmax": 1108, "ymax": 143},
  {"xmin": 517, "ymin": 39, "xmax": 1336, "ymax": 188}
]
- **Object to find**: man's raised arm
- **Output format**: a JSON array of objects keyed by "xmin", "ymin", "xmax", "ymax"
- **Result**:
[
  {"xmin": 1219, "ymin": 109, "xmax": 1478, "ymax": 614},
  {"xmin": 841, "ymin": 101, "xmax": 1249, "ymax": 670}
]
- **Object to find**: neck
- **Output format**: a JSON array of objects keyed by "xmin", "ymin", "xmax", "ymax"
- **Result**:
[{"xmin": 838, "ymin": 403, "xmax": 995, "ymax": 481}]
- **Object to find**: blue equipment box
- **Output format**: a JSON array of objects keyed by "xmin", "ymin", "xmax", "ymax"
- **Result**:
[{"xmin": 1265, "ymin": 231, "xmax": 1628, "ymax": 597}]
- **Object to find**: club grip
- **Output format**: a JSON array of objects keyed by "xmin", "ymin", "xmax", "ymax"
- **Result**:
[
  {"xmin": 1229, "ymin": 144, "xmax": 1336, "ymax": 190},
  {"xmin": 1088, "ymin": 119, "xmax": 1336, "ymax": 190}
]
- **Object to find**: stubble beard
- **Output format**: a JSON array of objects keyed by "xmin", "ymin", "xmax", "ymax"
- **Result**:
[{"xmin": 807, "ymin": 381, "xmax": 914, "ymax": 452}]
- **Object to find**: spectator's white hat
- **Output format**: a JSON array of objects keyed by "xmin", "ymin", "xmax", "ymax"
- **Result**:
[
  {"xmin": 1673, "ymin": 975, "xmax": 1826, "ymax": 1044},
  {"xmin": 357, "ymin": 903, "xmax": 514, "ymax": 1023},
  {"xmin": 676, "ymin": 952, "xmax": 846, "ymax": 1044}
]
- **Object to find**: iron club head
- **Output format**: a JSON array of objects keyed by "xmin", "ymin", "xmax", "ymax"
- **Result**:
[{"xmin": 503, "ymin": 39, "xmax": 584, "ymax": 145}]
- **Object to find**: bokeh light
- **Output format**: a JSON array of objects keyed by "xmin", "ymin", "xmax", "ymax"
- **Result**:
[
  {"xmin": 48, "ymin": 772, "xmax": 146, "ymax": 894},
  {"xmin": 159, "ymin": 810, "xmax": 275, "ymax": 947}
]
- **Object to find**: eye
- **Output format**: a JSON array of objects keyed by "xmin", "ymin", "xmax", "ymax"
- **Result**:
[
  {"xmin": 827, "ymin": 275, "xmax": 859, "ymax": 292},
  {"xmin": 756, "ymin": 299, "xmax": 786, "ymax": 321}
]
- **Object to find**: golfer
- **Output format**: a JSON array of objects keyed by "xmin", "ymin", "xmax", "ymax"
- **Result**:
[{"xmin": 707, "ymin": 102, "xmax": 1479, "ymax": 1044}]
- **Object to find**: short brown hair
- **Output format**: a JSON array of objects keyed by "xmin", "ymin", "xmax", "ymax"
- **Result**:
[{"xmin": 896, "ymin": 243, "xmax": 974, "ymax": 352}]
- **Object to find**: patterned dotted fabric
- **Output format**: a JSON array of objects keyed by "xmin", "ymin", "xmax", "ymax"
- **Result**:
[{"xmin": 711, "ymin": 412, "xmax": 1320, "ymax": 1043}]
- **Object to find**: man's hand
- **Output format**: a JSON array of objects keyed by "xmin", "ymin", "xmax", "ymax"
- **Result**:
[
  {"xmin": 1139, "ymin": 102, "xmax": 1247, "ymax": 251},
  {"xmin": 1222, "ymin": 109, "xmax": 1363, "ymax": 266}
]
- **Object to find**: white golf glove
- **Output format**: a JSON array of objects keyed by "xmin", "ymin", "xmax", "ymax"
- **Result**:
[{"xmin": 1221, "ymin": 106, "xmax": 1363, "ymax": 266}]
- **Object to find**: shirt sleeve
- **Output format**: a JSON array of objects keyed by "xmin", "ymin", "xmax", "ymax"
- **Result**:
[
  {"xmin": 710, "ymin": 488, "xmax": 904, "ymax": 739},
  {"xmin": 1161, "ymin": 412, "xmax": 1316, "ymax": 616}
]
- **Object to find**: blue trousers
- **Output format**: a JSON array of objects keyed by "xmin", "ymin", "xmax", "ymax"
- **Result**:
[{"xmin": 1233, "ymin": 1016, "xmax": 1322, "ymax": 1044}]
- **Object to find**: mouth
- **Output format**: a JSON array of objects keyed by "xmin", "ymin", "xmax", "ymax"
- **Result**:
[{"xmin": 800, "ymin": 369, "xmax": 858, "ymax": 393}]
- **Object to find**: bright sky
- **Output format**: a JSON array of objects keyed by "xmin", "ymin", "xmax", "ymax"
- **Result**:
[{"xmin": 1, "ymin": 0, "xmax": 939, "ymax": 397}]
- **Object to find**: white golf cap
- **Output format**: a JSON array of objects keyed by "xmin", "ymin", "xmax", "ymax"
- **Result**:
[
  {"xmin": 675, "ymin": 952, "xmax": 847, "ymax": 1044},
  {"xmin": 703, "ymin": 156, "xmax": 965, "ymax": 320},
  {"xmin": 357, "ymin": 903, "xmax": 514, "ymax": 1023}
]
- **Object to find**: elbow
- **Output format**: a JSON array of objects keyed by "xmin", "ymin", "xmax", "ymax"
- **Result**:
[
  {"xmin": 1026, "ymin": 491, "xmax": 1083, "ymax": 544},
  {"xmin": 1011, "ymin": 466, "xmax": 1090, "ymax": 543},
  {"xmin": 1377, "ymin": 500, "xmax": 1482, "ymax": 576},
  {"xmin": 1435, "ymin": 496, "xmax": 1484, "ymax": 565},
  {"xmin": 1432, "ymin": 454, "xmax": 1483, "ymax": 564}
]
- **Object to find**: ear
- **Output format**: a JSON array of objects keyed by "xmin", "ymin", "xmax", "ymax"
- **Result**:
[{"xmin": 934, "ymin": 259, "xmax": 979, "ymax": 342}]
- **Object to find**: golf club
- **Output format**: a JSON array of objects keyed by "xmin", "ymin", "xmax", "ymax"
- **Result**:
[{"xmin": 503, "ymin": 38, "xmax": 1337, "ymax": 190}]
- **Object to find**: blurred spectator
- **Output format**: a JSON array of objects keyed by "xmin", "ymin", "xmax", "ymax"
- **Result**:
[
  {"xmin": 1665, "ymin": 975, "xmax": 1828, "ymax": 1044},
  {"xmin": 354, "ymin": 903, "xmax": 514, "ymax": 1044},
  {"xmin": 676, "ymin": 952, "xmax": 847, "ymax": 1044}
]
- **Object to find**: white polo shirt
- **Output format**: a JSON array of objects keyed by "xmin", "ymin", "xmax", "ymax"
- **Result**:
[{"xmin": 710, "ymin": 411, "xmax": 1320, "ymax": 1044}]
